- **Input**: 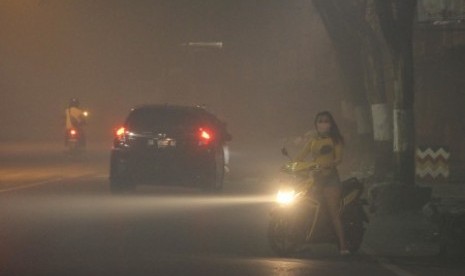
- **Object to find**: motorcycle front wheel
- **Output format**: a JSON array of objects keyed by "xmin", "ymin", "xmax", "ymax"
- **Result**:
[{"xmin": 268, "ymin": 216, "xmax": 301, "ymax": 257}]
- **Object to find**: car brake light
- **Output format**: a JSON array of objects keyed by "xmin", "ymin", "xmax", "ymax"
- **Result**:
[
  {"xmin": 201, "ymin": 130, "xmax": 211, "ymax": 140},
  {"xmin": 70, "ymin": 129, "xmax": 77, "ymax": 136},
  {"xmin": 116, "ymin": 127, "xmax": 126, "ymax": 137},
  {"xmin": 199, "ymin": 128, "xmax": 213, "ymax": 145},
  {"xmin": 114, "ymin": 126, "xmax": 130, "ymax": 148}
]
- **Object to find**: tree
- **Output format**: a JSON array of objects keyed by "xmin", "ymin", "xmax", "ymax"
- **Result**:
[
  {"xmin": 313, "ymin": 0, "xmax": 393, "ymax": 180},
  {"xmin": 313, "ymin": 0, "xmax": 417, "ymax": 187},
  {"xmin": 312, "ymin": 0, "xmax": 425, "ymax": 213},
  {"xmin": 374, "ymin": 0, "xmax": 417, "ymax": 185}
]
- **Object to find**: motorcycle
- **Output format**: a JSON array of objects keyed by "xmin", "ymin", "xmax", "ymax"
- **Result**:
[
  {"xmin": 65, "ymin": 111, "xmax": 88, "ymax": 156},
  {"xmin": 268, "ymin": 148, "xmax": 368, "ymax": 256}
]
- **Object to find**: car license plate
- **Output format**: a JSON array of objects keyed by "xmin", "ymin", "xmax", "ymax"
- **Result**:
[{"xmin": 156, "ymin": 139, "xmax": 176, "ymax": 148}]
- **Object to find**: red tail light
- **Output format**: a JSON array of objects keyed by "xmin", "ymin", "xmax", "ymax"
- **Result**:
[
  {"xmin": 114, "ymin": 126, "xmax": 129, "ymax": 148},
  {"xmin": 198, "ymin": 128, "xmax": 213, "ymax": 145},
  {"xmin": 69, "ymin": 129, "xmax": 77, "ymax": 136},
  {"xmin": 200, "ymin": 129, "xmax": 211, "ymax": 140},
  {"xmin": 116, "ymin": 127, "xmax": 126, "ymax": 137}
]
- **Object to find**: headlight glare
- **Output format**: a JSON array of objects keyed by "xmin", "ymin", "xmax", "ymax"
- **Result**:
[{"xmin": 276, "ymin": 190, "xmax": 296, "ymax": 205}]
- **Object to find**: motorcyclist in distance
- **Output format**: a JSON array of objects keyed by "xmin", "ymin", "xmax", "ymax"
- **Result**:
[{"xmin": 65, "ymin": 98, "xmax": 87, "ymax": 147}]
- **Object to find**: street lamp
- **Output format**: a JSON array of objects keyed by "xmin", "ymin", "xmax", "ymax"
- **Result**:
[{"xmin": 180, "ymin": 41, "xmax": 224, "ymax": 49}]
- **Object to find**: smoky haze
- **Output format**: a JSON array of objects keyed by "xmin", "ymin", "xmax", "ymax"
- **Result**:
[{"xmin": 0, "ymin": 0, "xmax": 344, "ymax": 147}]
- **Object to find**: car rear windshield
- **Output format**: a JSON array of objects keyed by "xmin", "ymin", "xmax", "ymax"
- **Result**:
[{"xmin": 126, "ymin": 108, "xmax": 216, "ymax": 131}]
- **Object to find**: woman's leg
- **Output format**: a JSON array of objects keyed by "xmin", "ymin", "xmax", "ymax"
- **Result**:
[{"xmin": 323, "ymin": 186, "xmax": 347, "ymax": 251}]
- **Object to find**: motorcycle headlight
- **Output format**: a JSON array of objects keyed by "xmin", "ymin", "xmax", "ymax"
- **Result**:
[{"xmin": 276, "ymin": 190, "xmax": 296, "ymax": 205}]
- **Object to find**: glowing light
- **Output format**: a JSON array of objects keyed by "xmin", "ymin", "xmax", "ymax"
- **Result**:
[
  {"xmin": 200, "ymin": 129, "xmax": 211, "ymax": 140},
  {"xmin": 70, "ymin": 129, "xmax": 77, "ymax": 136},
  {"xmin": 3, "ymin": 194, "xmax": 275, "ymax": 218},
  {"xmin": 116, "ymin": 127, "xmax": 126, "ymax": 136},
  {"xmin": 276, "ymin": 190, "xmax": 296, "ymax": 205}
]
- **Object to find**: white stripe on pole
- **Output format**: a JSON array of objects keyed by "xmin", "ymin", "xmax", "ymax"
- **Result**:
[{"xmin": 371, "ymin": 103, "xmax": 392, "ymax": 141}]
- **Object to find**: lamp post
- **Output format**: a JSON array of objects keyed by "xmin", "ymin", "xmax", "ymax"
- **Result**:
[
  {"xmin": 181, "ymin": 41, "xmax": 224, "ymax": 49},
  {"xmin": 177, "ymin": 41, "xmax": 224, "ymax": 101}
]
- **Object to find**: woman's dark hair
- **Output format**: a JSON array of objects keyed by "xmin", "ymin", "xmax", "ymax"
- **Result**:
[{"xmin": 314, "ymin": 111, "xmax": 344, "ymax": 145}]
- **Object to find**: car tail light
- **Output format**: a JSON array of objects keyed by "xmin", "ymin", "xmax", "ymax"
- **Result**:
[
  {"xmin": 69, "ymin": 129, "xmax": 77, "ymax": 136},
  {"xmin": 114, "ymin": 126, "xmax": 130, "ymax": 147},
  {"xmin": 114, "ymin": 126, "xmax": 132, "ymax": 148},
  {"xmin": 198, "ymin": 128, "xmax": 213, "ymax": 145},
  {"xmin": 116, "ymin": 127, "xmax": 126, "ymax": 137}
]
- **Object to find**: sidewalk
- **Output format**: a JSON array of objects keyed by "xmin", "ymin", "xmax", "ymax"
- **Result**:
[
  {"xmin": 362, "ymin": 210, "xmax": 439, "ymax": 257},
  {"xmin": 362, "ymin": 180, "xmax": 465, "ymax": 258},
  {"xmin": 418, "ymin": 181, "xmax": 465, "ymax": 200}
]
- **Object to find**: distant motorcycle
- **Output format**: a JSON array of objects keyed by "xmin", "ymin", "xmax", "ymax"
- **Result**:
[
  {"xmin": 268, "ymin": 148, "xmax": 368, "ymax": 256},
  {"xmin": 65, "ymin": 111, "xmax": 88, "ymax": 156}
]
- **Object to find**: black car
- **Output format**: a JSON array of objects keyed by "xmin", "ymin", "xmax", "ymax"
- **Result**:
[{"xmin": 109, "ymin": 104, "xmax": 231, "ymax": 193}]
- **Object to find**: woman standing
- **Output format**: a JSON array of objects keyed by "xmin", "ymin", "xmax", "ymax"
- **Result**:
[{"xmin": 294, "ymin": 111, "xmax": 349, "ymax": 255}]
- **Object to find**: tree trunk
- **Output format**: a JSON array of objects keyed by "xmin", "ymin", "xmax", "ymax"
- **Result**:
[
  {"xmin": 361, "ymin": 28, "xmax": 393, "ymax": 180},
  {"xmin": 392, "ymin": 42, "xmax": 415, "ymax": 186},
  {"xmin": 313, "ymin": 0, "xmax": 394, "ymax": 179},
  {"xmin": 374, "ymin": 0, "xmax": 417, "ymax": 186}
]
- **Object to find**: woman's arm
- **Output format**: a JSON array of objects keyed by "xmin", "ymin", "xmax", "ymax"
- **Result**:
[{"xmin": 294, "ymin": 138, "xmax": 313, "ymax": 162}]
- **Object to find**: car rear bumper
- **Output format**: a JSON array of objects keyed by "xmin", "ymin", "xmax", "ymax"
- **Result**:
[{"xmin": 110, "ymin": 146, "xmax": 216, "ymax": 181}]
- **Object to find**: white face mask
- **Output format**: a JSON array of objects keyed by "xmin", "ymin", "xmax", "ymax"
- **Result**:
[{"xmin": 316, "ymin": 116, "xmax": 331, "ymax": 134}]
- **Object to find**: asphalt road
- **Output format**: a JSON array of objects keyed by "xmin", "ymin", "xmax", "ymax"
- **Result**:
[{"xmin": 0, "ymin": 142, "xmax": 463, "ymax": 276}]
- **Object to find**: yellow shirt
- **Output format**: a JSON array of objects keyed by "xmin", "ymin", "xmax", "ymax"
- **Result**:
[
  {"xmin": 65, "ymin": 107, "xmax": 85, "ymax": 129},
  {"xmin": 295, "ymin": 135, "xmax": 343, "ymax": 175}
]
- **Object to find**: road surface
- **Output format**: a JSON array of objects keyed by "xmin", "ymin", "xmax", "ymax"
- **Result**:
[{"xmin": 0, "ymin": 142, "xmax": 462, "ymax": 275}]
